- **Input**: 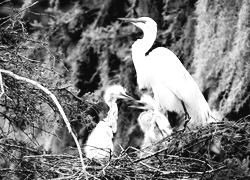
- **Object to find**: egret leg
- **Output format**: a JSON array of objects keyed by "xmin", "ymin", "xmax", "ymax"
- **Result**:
[
  {"xmin": 181, "ymin": 101, "xmax": 191, "ymax": 131},
  {"xmin": 154, "ymin": 121, "xmax": 165, "ymax": 137}
]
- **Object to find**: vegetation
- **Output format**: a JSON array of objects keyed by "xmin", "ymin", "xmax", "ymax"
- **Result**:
[
  {"xmin": 194, "ymin": 0, "xmax": 250, "ymax": 119},
  {"xmin": 0, "ymin": 0, "xmax": 249, "ymax": 179}
]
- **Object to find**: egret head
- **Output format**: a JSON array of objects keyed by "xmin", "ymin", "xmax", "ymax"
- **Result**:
[
  {"xmin": 103, "ymin": 85, "xmax": 134, "ymax": 106},
  {"xmin": 131, "ymin": 94, "xmax": 159, "ymax": 111},
  {"xmin": 118, "ymin": 17, "xmax": 157, "ymax": 34}
]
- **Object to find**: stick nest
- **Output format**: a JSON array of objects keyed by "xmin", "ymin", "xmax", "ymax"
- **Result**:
[{"xmin": 1, "ymin": 116, "xmax": 250, "ymax": 180}]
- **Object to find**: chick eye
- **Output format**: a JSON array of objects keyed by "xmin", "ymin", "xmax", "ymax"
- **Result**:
[{"xmin": 140, "ymin": 88, "xmax": 149, "ymax": 94}]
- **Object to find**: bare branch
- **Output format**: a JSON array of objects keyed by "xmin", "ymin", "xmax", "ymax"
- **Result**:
[
  {"xmin": 0, "ymin": 69, "xmax": 88, "ymax": 179},
  {"xmin": 0, "ymin": 0, "xmax": 10, "ymax": 6},
  {"xmin": 17, "ymin": 53, "xmax": 40, "ymax": 63},
  {"xmin": 0, "ymin": 72, "xmax": 4, "ymax": 99}
]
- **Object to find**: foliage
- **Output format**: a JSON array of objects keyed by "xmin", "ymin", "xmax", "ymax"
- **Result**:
[{"xmin": 194, "ymin": 0, "xmax": 250, "ymax": 119}]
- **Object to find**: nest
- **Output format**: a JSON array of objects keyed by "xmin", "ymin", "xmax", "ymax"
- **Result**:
[{"xmin": 1, "ymin": 117, "xmax": 250, "ymax": 179}]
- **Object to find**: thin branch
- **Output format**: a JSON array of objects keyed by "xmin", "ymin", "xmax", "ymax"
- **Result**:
[
  {"xmin": 17, "ymin": 53, "xmax": 40, "ymax": 63},
  {"xmin": 160, "ymin": 165, "xmax": 227, "ymax": 175},
  {"xmin": 133, "ymin": 148, "xmax": 212, "ymax": 170},
  {"xmin": 0, "ymin": 0, "xmax": 10, "ymax": 5},
  {"xmin": 0, "ymin": 72, "xmax": 4, "ymax": 98},
  {"xmin": 0, "ymin": 69, "xmax": 88, "ymax": 180},
  {"xmin": 23, "ymin": 154, "xmax": 76, "ymax": 159},
  {"xmin": 0, "ymin": 142, "xmax": 39, "ymax": 154}
]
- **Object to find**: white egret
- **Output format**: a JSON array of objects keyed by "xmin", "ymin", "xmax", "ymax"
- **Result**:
[
  {"xmin": 84, "ymin": 120, "xmax": 114, "ymax": 160},
  {"xmin": 84, "ymin": 85, "xmax": 133, "ymax": 160},
  {"xmin": 132, "ymin": 94, "xmax": 172, "ymax": 154},
  {"xmin": 119, "ymin": 17, "xmax": 214, "ymax": 129},
  {"xmin": 135, "ymin": 94, "xmax": 173, "ymax": 136}
]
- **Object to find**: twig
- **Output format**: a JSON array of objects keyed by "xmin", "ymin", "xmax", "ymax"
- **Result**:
[
  {"xmin": 0, "ymin": 72, "xmax": 4, "ymax": 98},
  {"xmin": 133, "ymin": 149, "xmax": 212, "ymax": 170},
  {"xmin": 140, "ymin": 161, "xmax": 163, "ymax": 172},
  {"xmin": 0, "ymin": 142, "xmax": 39, "ymax": 154},
  {"xmin": 160, "ymin": 165, "xmax": 227, "ymax": 175},
  {"xmin": 0, "ymin": 0, "xmax": 10, "ymax": 6},
  {"xmin": 17, "ymin": 53, "xmax": 40, "ymax": 63},
  {"xmin": 133, "ymin": 146, "xmax": 169, "ymax": 163},
  {"xmin": 0, "ymin": 168, "xmax": 35, "ymax": 173},
  {"xmin": 23, "ymin": 154, "xmax": 76, "ymax": 159},
  {"xmin": 236, "ymin": 114, "xmax": 250, "ymax": 123},
  {"xmin": 0, "ymin": 69, "xmax": 88, "ymax": 180}
]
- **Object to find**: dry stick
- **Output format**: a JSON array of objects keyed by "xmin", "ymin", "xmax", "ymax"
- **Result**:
[
  {"xmin": 0, "ymin": 69, "xmax": 88, "ymax": 180},
  {"xmin": 0, "ymin": 0, "xmax": 10, "ymax": 6},
  {"xmin": 0, "ymin": 72, "xmax": 4, "ymax": 98},
  {"xmin": 133, "ymin": 146, "xmax": 213, "ymax": 170},
  {"xmin": 0, "ymin": 142, "xmax": 39, "ymax": 154}
]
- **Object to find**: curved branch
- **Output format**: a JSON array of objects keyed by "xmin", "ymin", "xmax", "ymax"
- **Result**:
[{"xmin": 0, "ymin": 69, "xmax": 88, "ymax": 179}]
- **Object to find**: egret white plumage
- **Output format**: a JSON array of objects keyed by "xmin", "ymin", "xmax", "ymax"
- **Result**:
[
  {"xmin": 84, "ymin": 120, "xmax": 114, "ymax": 160},
  {"xmin": 119, "ymin": 17, "xmax": 214, "ymax": 129},
  {"xmin": 103, "ymin": 84, "xmax": 131, "ymax": 134},
  {"xmin": 135, "ymin": 94, "xmax": 172, "ymax": 137},
  {"xmin": 132, "ymin": 94, "xmax": 172, "ymax": 154},
  {"xmin": 85, "ymin": 85, "xmax": 133, "ymax": 160}
]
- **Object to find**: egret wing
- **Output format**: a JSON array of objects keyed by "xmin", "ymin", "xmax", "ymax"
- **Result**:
[
  {"xmin": 147, "ymin": 48, "xmax": 194, "ymax": 96},
  {"xmin": 147, "ymin": 47, "xmax": 211, "ymax": 125}
]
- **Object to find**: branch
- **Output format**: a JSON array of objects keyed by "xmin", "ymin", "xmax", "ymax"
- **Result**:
[
  {"xmin": 0, "ymin": 69, "xmax": 88, "ymax": 179},
  {"xmin": 0, "ymin": 72, "xmax": 4, "ymax": 98}
]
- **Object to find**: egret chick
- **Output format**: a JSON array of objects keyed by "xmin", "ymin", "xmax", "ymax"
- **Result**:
[
  {"xmin": 133, "ymin": 94, "xmax": 172, "ymax": 155},
  {"xmin": 84, "ymin": 120, "xmax": 114, "ymax": 160},
  {"xmin": 119, "ymin": 17, "xmax": 214, "ymax": 129},
  {"xmin": 103, "ymin": 84, "xmax": 134, "ymax": 133},
  {"xmin": 85, "ymin": 85, "xmax": 133, "ymax": 160}
]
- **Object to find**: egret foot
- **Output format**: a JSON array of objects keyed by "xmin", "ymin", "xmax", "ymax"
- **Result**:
[
  {"xmin": 182, "ymin": 113, "xmax": 191, "ymax": 131},
  {"xmin": 181, "ymin": 101, "xmax": 191, "ymax": 132}
]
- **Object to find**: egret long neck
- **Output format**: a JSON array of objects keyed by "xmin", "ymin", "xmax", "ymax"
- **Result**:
[{"xmin": 131, "ymin": 30, "xmax": 157, "ymax": 68}]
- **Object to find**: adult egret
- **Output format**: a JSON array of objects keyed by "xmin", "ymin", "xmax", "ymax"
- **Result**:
[
  {"xmin": 132, "ymin": 94, "xmax": 172, "ymax": 154},
  {"xmin": 118, "ymin": 17, "xmax": 213, "ymax": 129},
  {"xmin": 84, "ymin": 85, "xmax": 133, "ymax": 160}
]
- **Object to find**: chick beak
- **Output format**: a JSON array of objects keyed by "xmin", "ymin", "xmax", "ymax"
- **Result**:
[{"xmin": 129, "ymin": 100, "xmax": 151, "ymax": 110}]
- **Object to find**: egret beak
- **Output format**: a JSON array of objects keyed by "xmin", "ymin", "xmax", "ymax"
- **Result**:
[
  {"xmin": 118, "ymin": 18, "xmax": 146, "ymax": 24},
  {"xmin": 129, "ymin": 100, "xmax": 153, "ymax": 110},
  {"xmin": 117, "ymin": 93, "xmax": 135, "ymax": 101},
  {"xmin": 129, "ymin": 105, "xmax": 150, "ymax": 110}
]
